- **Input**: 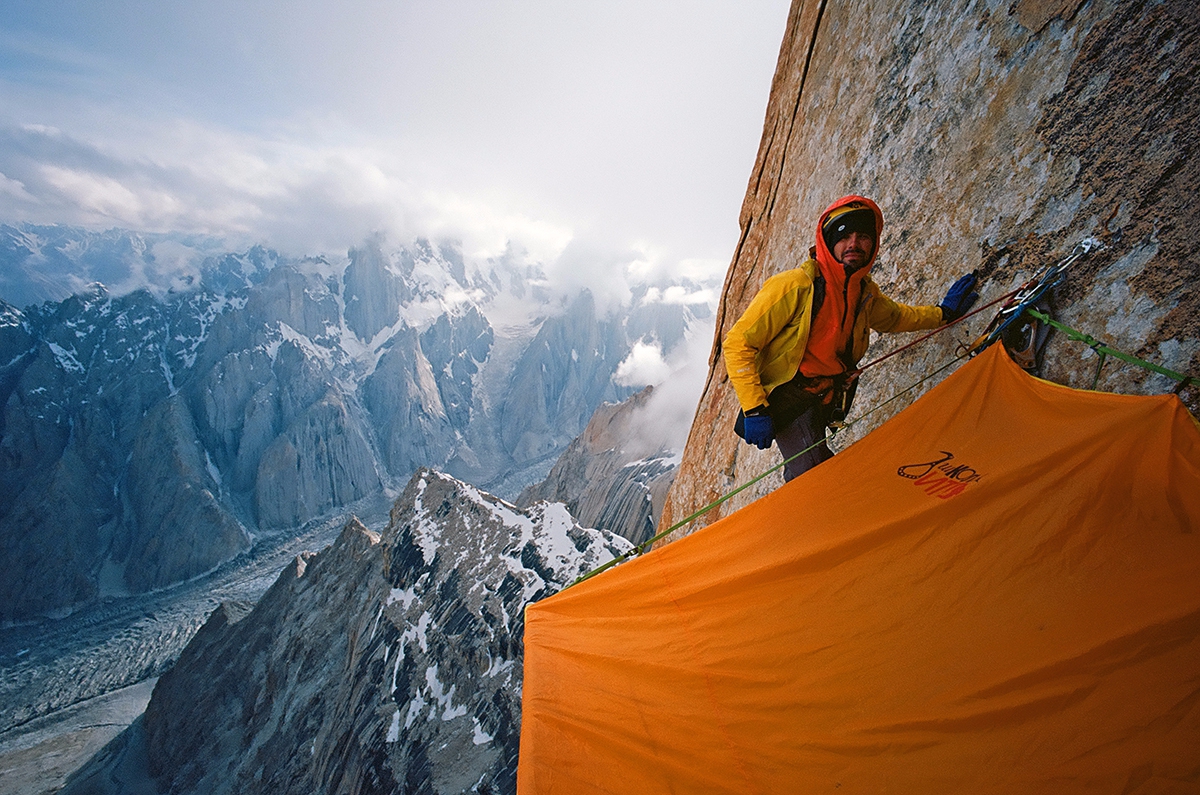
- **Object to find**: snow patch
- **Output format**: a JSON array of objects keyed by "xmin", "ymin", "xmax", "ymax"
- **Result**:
[
  {"xmin": 46, "ymin": 341, "xmax": 85, "ymax": 374},
  {"xmin": 483, "ymin": 656, "xmax": 515, "ymax": 679},
  {"xmin": 472, "ymin": 718, "xmax": 493, "ymax": 745},
  {"xmin": 410, "ymin": 477, "xmax": 444, "ymax": 564},
  {"xmin": 390, "ymin": 644, "xmax": 403, "ymax": 694},
  {"xmin": 397, "ymin": 611, "xmax": 432, "ymax": 657},
  {"xmin": 425, "ymin": 665, "xmax": 468, "ymax": 722},
  {"xmin": 277, "ymin": 322, "xmax": 335, "ymax": 370},
  {"xmin": 404, "ymin": 693, "xmax": 427, "ymax": 730},
  {"xmin": 370, "ymin": 605, "xmax": 383, "ymax": 641},
  {"xmin": 0, "ymin": 302, "xmax": 25, "ymax": 328},
  {"xmin": 387, "ymin": 586, "xmax": 419, "ymax": 610},
  {"xmin": 386, "ymin": 708, "xmax": 401, "ymax": 743}
]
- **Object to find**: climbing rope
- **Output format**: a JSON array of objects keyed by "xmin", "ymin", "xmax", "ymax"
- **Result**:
[
  {"xmin": 849, "ymin": 287, "xmax": 1018, "ymax": 377},
  {"xmin": 567, "ymin": 236, "xmax": 1194, "ymax": 589},
  {"xmin": 849, "ymin": 236, "xmax": 1106, "ymax": 378},
  {"xmin": 569, "ymin": 352, "xmax": 968, "ymax": 587}
]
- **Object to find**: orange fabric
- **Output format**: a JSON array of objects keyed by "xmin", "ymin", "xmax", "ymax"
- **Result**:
[
  {"xmin": 518, "ymin": 345, "xmax": 1200, "ymax": 794},
  {"xmin": 800, "ymin": 195, "xmax": 883, "ymax": 378}
]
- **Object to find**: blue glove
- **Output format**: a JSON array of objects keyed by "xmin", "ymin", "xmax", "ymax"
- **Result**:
[
  {"xmin": 939, "ymin": 272, "xmax": 979, "ymax": 322},
  {"xmin": 742, "ymin": 413, "xmax": 774, "ymax": 450}
]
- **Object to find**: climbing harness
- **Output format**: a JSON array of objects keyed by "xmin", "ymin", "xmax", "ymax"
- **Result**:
[{"xmin": 567, "ymin": 235, "xmax": 1196, "ymax": 589}]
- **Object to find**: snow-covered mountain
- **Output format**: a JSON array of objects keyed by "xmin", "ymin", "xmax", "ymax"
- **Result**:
[
  {"xmin": 0, "ymin": 224, "xmax": 231, "ymax": 309},
  {"xmin": 61, "ymin": 469, "xmax": 630, "ymax": 794},
  {"xmin": 0, "ymin": 224, "xmax": 709, "ymax": 622}
]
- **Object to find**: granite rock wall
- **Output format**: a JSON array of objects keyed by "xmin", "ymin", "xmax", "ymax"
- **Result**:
[{"xmin": 662, "ymin": 0, "xmax": 1200, "ymax": 537}]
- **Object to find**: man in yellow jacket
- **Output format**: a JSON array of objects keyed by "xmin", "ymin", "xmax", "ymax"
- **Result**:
[{"xmin": 724, "ymin": 195, "xmax": 978, "ymax": 481}]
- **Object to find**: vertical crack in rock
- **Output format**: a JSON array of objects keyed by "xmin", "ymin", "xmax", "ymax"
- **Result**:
[{"xmin": 662, "ymin": 0, "xmax": 1199, "ymax": 538}]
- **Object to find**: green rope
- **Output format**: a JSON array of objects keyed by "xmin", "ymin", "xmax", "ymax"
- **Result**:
[
  {"xmin": 566, "ymin": 288, "xmax": 1195, "ymax": 590},
  {"xmin": 1025, "ymin": 309, "xmax": 1194, "ymax": 386},
  {"xmin": 568, "ymin": 353, "xmax": 968, "ymax": 587}
]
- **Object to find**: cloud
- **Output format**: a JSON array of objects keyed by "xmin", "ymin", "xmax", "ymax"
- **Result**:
[
  {"xmin": 615, "ymin": 340, "xmax": 674, "ymax": 388},
  {"xmin": 0, "ymin": 121, "xmax": 578, "ymax": 263},
  {"xmin": 0, "ymin": 0, "xmax": 792, "ymax": 302},
  {"xmin": 0, "ymin": 119, "xmax": 741, "ymax": 325},
  {"xmin": 641, "ymin": 284, "xmax": 717, "ymax": 306},
  {"xmin": 0, "ymin": 171, "xmax": 35, "ymax": 203},
  {"xmin": 627, "ymin": 249, "xmax": 729, "ymax": 286},
  {"xmin": 539, "ymin": 235, "xmax": 637, "ymax": 312},
  {"xmin": 612, "ymin": 314, "xmax": 718, "ymax": 453},
  {"xmin": 40, "ymin": 165, "xmax": 168, "ymax": 223}
]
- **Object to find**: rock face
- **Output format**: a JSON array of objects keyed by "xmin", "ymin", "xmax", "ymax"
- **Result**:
[
  {"xmin": 123, "ymin": 397, "xmax": 250, "ymax": 593},
  {"xmin": 518, "ymin": 386, "xmax": 678, "ymax": 546},
  {"xmin": 63, "ymin": 470, "xmax": 630, "ymax": 795},
  {"xmin": 662, "ymin": 0, "xmax": 1200, "ymax": 539},
  {"xmin": 343, "ymin": 237, "xmax": 413, "ymax": 341},
  {"xmin": 0, "ymin": 231, "xmax": 697, "ymax": 621},
  {"xmin": 498, "ymin": 291, "xmax": 631, "ymax": 465}
]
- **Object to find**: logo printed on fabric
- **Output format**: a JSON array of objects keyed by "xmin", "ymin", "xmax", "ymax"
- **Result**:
[{"xmin": 897, "ymin": 451, "xmax": 983, "ymax": 500}]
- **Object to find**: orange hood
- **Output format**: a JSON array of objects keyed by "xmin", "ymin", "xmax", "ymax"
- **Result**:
[
  {"xmin": 814, "ymin": 194, "xmax": 884, "ymax": 275},
  {"xmin": 799, "ymin": 195, "xmax": 885, "ymax": 377}
]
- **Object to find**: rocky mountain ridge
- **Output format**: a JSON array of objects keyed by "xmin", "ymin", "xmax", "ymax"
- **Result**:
[
  {"xmin": 17, "ymin": 2, "xmax": 1200, "ymax": 791},
  {"xmin": 0, "ymin": 224, "xmax": 231, "ymax": 310},
  {"xmin": 0, "ymin": 227, "xmax": 704, "ymax": 622},
  {"xmin": 61, "ymin": 470, "xmax": 631, "ymax": 795}
]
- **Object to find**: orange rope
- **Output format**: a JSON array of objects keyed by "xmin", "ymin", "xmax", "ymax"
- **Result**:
[{"xmin": 849, "ymin": 288, "xmax": 1020, "ymax": 378}]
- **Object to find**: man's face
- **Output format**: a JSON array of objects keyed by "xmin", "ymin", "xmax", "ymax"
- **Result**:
[{"xmin": 833, "ymin": 231, "xmax": 875, "ymax": 269}]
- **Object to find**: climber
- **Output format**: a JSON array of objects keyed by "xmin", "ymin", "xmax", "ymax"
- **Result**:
[{"xmin": 724, "ymin": 195, "xmax": 978, "ymax": 481}]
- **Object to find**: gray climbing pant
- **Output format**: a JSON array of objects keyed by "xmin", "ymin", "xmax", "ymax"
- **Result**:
[{"xmin": 775, "ymin": 403, "xmax": 834, "ymax": 482}]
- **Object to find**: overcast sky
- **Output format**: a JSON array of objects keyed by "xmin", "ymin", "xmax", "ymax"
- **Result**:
[{"xmin": 0, "ymin": 1, "xmax": 790, "ymax": 282}]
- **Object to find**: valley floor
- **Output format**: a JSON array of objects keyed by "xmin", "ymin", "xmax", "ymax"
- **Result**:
[
  {"xmin": 0, "ymin": 679, "xmax": 155, "ymax": 795},
  {"xmin": 0, "ymin": 493, "xmax": 394, "ymax": 793}
]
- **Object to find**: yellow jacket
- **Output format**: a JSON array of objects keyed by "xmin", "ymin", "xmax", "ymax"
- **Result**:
[{"xmin": 723, "ymin": 258, "xmax": 944, "ymax": 411}]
